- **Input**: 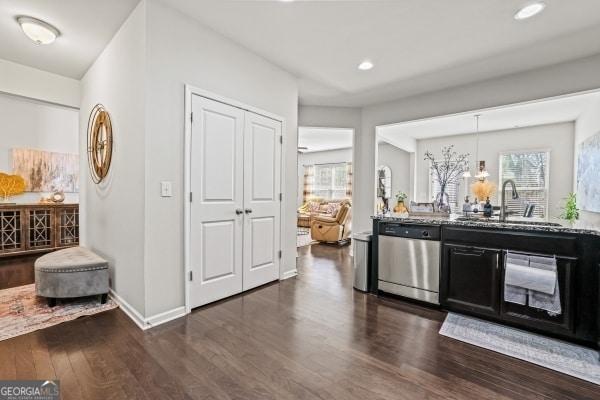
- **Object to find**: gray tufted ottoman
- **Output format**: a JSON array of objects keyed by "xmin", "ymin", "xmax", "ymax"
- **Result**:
[{"xmin": 35, "ymin": 246, "xmax": 109, "ymax": 307}]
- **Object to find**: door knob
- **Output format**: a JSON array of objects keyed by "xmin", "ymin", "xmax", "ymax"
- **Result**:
[
  {"xmin": 235, "ymin": 208, "xmax": 244, "ymax": 215},
  {"xmin": 245, "ymin": 208, "xmax": 253, "ymax": 214}
]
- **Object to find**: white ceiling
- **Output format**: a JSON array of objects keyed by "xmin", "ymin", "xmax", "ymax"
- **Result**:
[
  {"xmin": 1, "ymin": 0, "xmax": 600, "ymax": 149},
  {"xmin": 298, "ymin": 127, "xmax": 353, "ymax": 153},
  {"xmin": 162, "ymin": 0, "xmax": 600, "ymax": 108},
  {"xmin": 0, "ymin": 0, "xmax": 139, "ymax": 79}
]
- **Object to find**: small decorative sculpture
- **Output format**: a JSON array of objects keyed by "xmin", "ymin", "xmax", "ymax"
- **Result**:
[
  {"xmin": 0, "ymin": 173, "xmax": 26, "ymax": 203},
  {"xmin": 483, "ymin": 197, "xmax": 493, "ymax": 217}
]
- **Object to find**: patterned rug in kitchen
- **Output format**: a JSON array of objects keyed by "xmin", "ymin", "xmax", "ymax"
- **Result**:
[{"xmin": 440, "ymin": 312, "xmax": 600, "ymax": 385}]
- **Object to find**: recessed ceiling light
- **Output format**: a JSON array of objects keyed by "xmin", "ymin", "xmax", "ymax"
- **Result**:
[
  {"xmin": 358, "ymin": 60, "xmax": 374, "ymax": 71},
  {"xmin": 514, "ymin": 2, "xmax": 546, "ymax": 20},
  {"xmin": 17, "ymin": 16, "xmax": 59, "ymax": 44}
]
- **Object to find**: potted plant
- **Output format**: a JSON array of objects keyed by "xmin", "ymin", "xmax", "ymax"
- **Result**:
[
  {"xmin": 393, "ymin": 190, "xmax": 408, "ymax": 213},
  {"xmin": 559, "ymin": 192, "xmax": 579, "ymax": 225}
]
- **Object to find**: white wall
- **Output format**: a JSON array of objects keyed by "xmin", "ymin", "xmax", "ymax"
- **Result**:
[
  {"xmin": 80, "ymin": 1, "xmax": 147, "ymax": 317},
  {"xmin": 298, "ymin": 106, "xmax": 361, "ymax": 130},
  {"xmin": 144, "ymin": 0, "xmax": 298, "ymax": 317},
  {"xmin": 0, "ymin": 59, "xmax": 80, "ymax": 108},
  {"xmin": 0, "ymin": 92, "xmax": 79, "ymax": 204},
  {"xmin": 354, "ymin": 54, "xmax": 600, "ymax": 233},
  {"xmin": 297, "ymin": 148, "xmax": 352, "ymax": 206},
  {"xmin": 377, "ymin": 143, "xmax": 411, "ymax": 206},
  {"xmin": 416, "ymin": 122, "xmax": 574, "ymax": 219},
  {"xmin": 575, "ymin": 95, "xmax": 600, "ymax": 229}
]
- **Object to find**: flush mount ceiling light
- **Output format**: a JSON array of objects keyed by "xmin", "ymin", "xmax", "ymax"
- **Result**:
[
  {"xmin": 358, "ymin": 60, "xmax": 374, "ymax": 71},
  {"xmin": 514, "ymin": 2, "xmax": 546, "ymax": 20},
  {"xmin": 17, "ymin": 16, "xmax": 59, "ymax": 44}
]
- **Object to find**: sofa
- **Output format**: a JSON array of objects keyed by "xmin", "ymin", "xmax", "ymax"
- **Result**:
[{"xmin": 298, "ymin": 198, "xmax": 352, "ymax": 243}]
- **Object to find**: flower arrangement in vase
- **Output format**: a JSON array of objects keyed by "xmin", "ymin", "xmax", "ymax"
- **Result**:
[
  {"xmin": 393, "ymin": 190, "xmax": 408, "ymax": 213},
  {"xmin": 424, "ymin": 145, "xmax": 469, "ymax": 213}
]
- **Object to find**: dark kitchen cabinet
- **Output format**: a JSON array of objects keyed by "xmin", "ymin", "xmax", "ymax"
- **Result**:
[
  {"xmin": 440, "ymin": 226, "xmax": 584, "ymax": 342},
  {"xmin": 500, "ymin": 255, "xmax": 575, "ymax": 335},
  {"xmin": 441, "ymin": 244, "xmax": 501, "ymax": 317}
]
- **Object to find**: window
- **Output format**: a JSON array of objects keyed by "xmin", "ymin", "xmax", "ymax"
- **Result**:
[
  {"xmin": 498, "ymin": 151, "xmax": 549, "ymax": 218},
  {"xmin": 313, "ymin": 163, "xmax": 349, "ymax": 199}
]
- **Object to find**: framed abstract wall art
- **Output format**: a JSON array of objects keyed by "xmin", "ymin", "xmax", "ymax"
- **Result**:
[
  {"xmin": 577, "ymin": 130, "xmax": 600, "ymax": 213},
  {"xmin": 12, "ymin": 148, "xmax": 79, "ymax": 193}
]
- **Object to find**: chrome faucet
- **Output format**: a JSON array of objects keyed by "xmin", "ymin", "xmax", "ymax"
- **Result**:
[{"xmin": 500, "ymin": 179, "xmax": 519, "ymax": 222}]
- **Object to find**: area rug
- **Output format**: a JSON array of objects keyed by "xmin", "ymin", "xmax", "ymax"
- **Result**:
[
  {"xmin": 0, "ymin": 283, "xmax": 118, "ymax": 341},
  {"xmin": 297, "ymin": 234, "xmax": 318, "ymax": 247},
  {"xmin": 439, "ymin": 312, "xmax": 600, "ymax": 385}
]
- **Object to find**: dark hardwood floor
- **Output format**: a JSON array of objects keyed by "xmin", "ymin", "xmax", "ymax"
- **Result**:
[{"xmin": 1, "ymin": 242, "xmax": 599, "ymax": 399}]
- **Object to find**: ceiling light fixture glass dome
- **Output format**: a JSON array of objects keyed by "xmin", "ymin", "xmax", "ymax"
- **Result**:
[
  {"xmin": 17, "ymin": 16, "xmax": 59, "ymax": 44},
  {"xmin": 514, "ymin": 2, "xmax": 546, "ymax": 20},
  {"xmin": 358, "ymin": 60, "xmax": 374, "ymax": 70}
]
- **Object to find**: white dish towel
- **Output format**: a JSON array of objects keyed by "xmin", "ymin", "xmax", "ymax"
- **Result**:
[
  {"xmin": 503, "ymin": 252, "xmax": 561, "ymax": 316},
  {"xmin": 504, "ymin": 252, "xmax": 529, "ymax": 305},
  {"xmin": 528, "ymin": 255, "xmax": 561, "ymax": 316}
]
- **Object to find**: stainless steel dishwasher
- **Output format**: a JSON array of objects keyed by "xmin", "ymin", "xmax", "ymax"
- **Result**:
[{"xmin": 378, "ymin": 222, "xmax": 441, "ymax": 304}]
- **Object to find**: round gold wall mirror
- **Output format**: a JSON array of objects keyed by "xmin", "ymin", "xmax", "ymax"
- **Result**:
[{"xmin": 87, "ymin": 104, "xmax": 113, "ymax": 183}]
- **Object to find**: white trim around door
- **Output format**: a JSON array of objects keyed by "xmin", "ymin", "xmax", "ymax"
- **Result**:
[{"xmin": 183, "ymin": 85, "xmax": 285, "ymax": 313}]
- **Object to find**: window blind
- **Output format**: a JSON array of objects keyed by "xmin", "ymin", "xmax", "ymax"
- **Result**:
[
  {"xmin": 312, "ymin": 163, "xmax": 350, "ymax": 199},
  {"xmin": 499, "ymin": 151, "xmax": 549, "ymax": 218}
]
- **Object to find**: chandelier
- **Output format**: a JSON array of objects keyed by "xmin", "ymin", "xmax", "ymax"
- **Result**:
[{"xmin": 464, "ymin": 114, "xmax": 496, "ymax": 202}]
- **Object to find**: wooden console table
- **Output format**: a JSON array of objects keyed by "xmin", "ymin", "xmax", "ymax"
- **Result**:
[{"xmin": 0, "ymin": 203, "xmax": 79, "ymax": 289}]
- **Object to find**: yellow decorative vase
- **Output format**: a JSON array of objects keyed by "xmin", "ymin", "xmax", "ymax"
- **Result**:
[{"xmin": 393, "ymin": 201, "xmax": 407, "ymax": 213}]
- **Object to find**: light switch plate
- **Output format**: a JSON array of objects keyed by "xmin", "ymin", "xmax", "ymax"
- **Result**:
[{"xmin": 161, "ymin": 181, "xmax": 172, "ymax": 197}]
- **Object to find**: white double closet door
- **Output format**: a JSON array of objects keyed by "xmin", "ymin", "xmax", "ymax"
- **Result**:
[{"xmin": 189, "ymin": 95, "xmax": 281, "ymax": 309}]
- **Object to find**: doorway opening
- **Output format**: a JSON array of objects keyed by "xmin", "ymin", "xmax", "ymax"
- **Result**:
[{"xmin": 296, "ymin": 127, "xmax": 354, "ymax": 249}]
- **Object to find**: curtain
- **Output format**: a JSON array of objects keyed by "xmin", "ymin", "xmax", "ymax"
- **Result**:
[
  {"xmin": 303, "ymin": 165, "xmax": 314, "ymax": 203},
  {"xmin": 345, "ymin": 162, "xmax": 353, "ymax": 198}
]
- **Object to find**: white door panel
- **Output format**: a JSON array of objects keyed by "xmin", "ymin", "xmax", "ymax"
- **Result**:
[
  {"xmin": 201, "ymin": 221, "xmax": 237, "ymax": 281},
  {"xmin": 243, "ymin": 113, "xmax": 281, "ymax": 290},
  {"xmin": 249, "ymin": 123, "xmax": 277, "ymax": 201},
  {"xmin": 190, "ymin": 95, "xmax": 244, "ymax": 308},
  {"xmin": 201, "ymin": 109, "xmax": 238, "ymax": 202},
  {"xmin": 249, "ymin": 217, "xmax": 275, "ymax": 270},
  {"xmin": 189, "ymin": 93, "xmax": 281, "ymax": 307}
]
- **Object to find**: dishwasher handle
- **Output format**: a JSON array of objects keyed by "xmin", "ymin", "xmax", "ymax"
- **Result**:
[{"xmin": 452, "ymin": 247, "xmax": 486, "ymax": 256}]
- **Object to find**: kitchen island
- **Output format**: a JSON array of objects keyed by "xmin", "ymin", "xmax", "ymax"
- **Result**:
[{"xmin": 371, "ymin": 214, "xmax": 600, "ymax": 348}]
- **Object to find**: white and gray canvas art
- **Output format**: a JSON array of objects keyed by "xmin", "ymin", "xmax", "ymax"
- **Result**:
[
  {"xmin": 12, "ymin": 148, "xmax": 79, "ymax": 193},
  {"xmin": 577, "ymin": 131, "xmax": 600, "ymax": 213}
]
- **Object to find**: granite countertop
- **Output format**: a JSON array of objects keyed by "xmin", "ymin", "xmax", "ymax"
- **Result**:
[{"xmin": 372, "ymin": 213, "xmax": 600, "ymax": 237}]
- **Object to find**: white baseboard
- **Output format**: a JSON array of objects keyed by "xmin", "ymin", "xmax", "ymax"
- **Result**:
[
  {"xmin": 145, "ymin": 306, "xmax": 187, "ymax": 328},
  {"xmin": 109, "ymin": 289, "xmax": 187, "ymax": 330},
  {"xmin": 109, "ymin": 289, "xmax": 147, "ymax": 330},
  {"xmin": 282, "ymin": 269, "xmax": 298, "ymax": 280}
]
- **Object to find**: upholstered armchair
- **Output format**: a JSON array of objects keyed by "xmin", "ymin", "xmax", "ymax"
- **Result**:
[{"xmin": 310, "ymin": 201, "xmax": 352, "ymax": 243}]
